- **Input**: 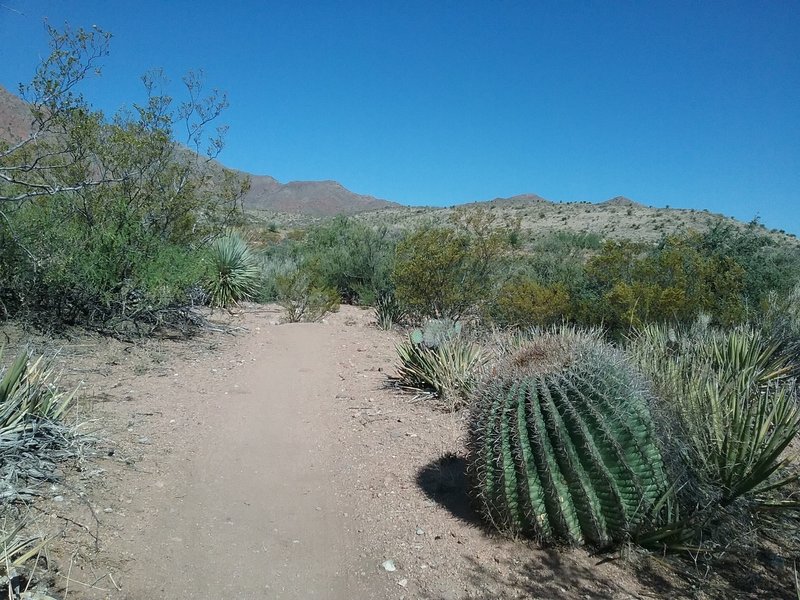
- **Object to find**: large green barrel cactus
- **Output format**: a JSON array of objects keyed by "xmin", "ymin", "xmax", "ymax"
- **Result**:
[{"xmin": 468, "ymin": 334, "xmax": 670, "ymax": 547}]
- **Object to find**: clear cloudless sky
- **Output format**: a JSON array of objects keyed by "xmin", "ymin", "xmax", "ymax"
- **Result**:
[{"xmin": 1, "ymin": 1, "xmax": 798, "ymax": 233}]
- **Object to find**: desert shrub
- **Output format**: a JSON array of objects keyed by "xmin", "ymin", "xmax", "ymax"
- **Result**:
[
  {"xmin": 1, "ymin": 199, "xmax": 211, "ymax": 331},
  {"xmin": 0, "ymin": 26, "xmax": 245, "ymax": 334},
  {"xmin": 256, "ymin": 253, "xmax": 301, "ymax": 303},
  {"xmin": 586, "ymin": 234, "xmax": 747, "ymax": 330},
  {"xmin": 759, "ymin": 284, "xmax": 800, "ymax": 375},
  {"xmin": 275, "ymin": 270, "xmax": 339, "ymax": 323},
  {"xmin": 394, "ymin": 319, "xmax": 486, "ymax": 409},
  {"xmin": 300, "ymin": 217, "xmax": 395, "ymax": 305},
  {"xmin": 467, "ymin": 330, "xmax": 673, "ymax": 546},
  {"xmin": 490, "ymin": 279, "xmax": 571, "ymax": 328},
  {"xmin": 392, "ymin": 208, "xmax": 515, "ymax": 321},
  {"xmin": 206, "ymin": 233, "xmax": 261, "ymax": 308},
  {"xmin": 700, "ymin": 221, "xmax": 800, "ymax": 306}
]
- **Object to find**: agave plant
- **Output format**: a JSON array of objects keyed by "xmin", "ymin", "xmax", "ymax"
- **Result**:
[
  {"xmin": 207, "ymin": 232, "xmax": 261, "ymax": 308},
  {"xmin": 374, "ymin": 292, "xmax": 405, "ymax": 330}
]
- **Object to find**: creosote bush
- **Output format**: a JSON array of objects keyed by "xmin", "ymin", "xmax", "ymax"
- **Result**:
[
  {"xmin": 275, "ymin": 271, "xmax": 339, "ymax": 323},
  {"xmin": 0, "ymin": 25, "xmax": 246, "ymax": 334}
]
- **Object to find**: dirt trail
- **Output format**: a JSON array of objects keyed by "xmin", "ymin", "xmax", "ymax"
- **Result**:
[
  {"xmin": 106, "ymin": 320, "xmax": 387, "ymax": 599},
  {"xmin": 28, "ymin": 306, "xmax": 679, "ymax": 599}
]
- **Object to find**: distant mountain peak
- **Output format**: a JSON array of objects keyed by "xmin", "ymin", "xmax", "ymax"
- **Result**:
[
  {"xmin": 242, "ymin": 174, "xmax": 399, "ymax": 216},
  {"xmin": 600, "ymin": 196, "xmax": 642, "ymax": 207}
]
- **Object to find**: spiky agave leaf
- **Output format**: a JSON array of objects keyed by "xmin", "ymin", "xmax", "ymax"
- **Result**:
[
  {"xmin": 0, "ymin": 349, "xmax": 75, "ymax": 438},
  {"xmin": 629, "ymin": 324, "xmax": 800, "ymax": 505},
  {"xmin": 207, "ymin": 232, "xmax": 261, "ymax": 308},
  {"xmin": 395, "ymin": 335, "xmax": 486, "ymax": 408}
]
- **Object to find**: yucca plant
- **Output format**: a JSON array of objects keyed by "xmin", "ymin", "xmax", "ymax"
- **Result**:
[
  {"xmin": 0, "ymin": 348, "xmax": 73, "ymax": 439},
  {"xmin": 374, "ymin": 292, "xmax": 404, "ymax": 330},
  {"xmin": 629, "ymin": 324, "xmax": 800, "ymax": 505},
  {"xmin": 207, "ymin": 232, "xmax": 261, "ymax": 308},
  {"xmin": 467, "ymin": 331, "xmax": 673, "ymax": 546},
  {"xmin": 395, "ymin": 320, "xmax": 486, "ymax": 408}
]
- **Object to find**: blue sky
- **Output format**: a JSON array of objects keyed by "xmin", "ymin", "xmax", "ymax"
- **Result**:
[{"xmin": 2, "ymin": 1, "xmax": 798, "ymax": 233}]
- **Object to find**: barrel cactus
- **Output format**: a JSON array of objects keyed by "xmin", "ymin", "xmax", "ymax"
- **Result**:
[{"xmin": 467, "ymin": 332, "xmax": 670, "ymax": 547}]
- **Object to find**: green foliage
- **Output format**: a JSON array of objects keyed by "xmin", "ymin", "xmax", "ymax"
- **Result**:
[
  {"xmin": 395, "ymin": 320, "xmax": 486, "ymax": 408},
  {"xmin": 301, "ymin": 217, "xmax": 395, "ymax": 305},
  {"xmin": 374, "ymin": 292, "xmax": 405, "ymax": 330},
  {"xmin": 1, "ymin": 197, "xmax": 210, "ymax": 331},
  {"xmin": 467, "ymin": 332, "xmax": 671, "ymax": 546},
  {"xmin": 586, "ymin": 234, "xmax": 747, "ymax": 329},
  {"xmin": 630, "ymin": 324, "xmax": 800, "ymax": 505},
  {"xmin": 275, "ymin": 270, "xmax": 339, "ymax": 323},
  {"xmin": 700, "ymin": 221, "xmax": 800, "ymax": 305},
  {"xmin": 0, "ymin": 348, "xmax": 73, "ymax": 436},
  {"xmin": 0, "ymin": 25, "xmax": 245, "ymax": 333},
  {"xmin": 395, "ymin": 339, "xmax": 486, "ymax": 409},
  {"xmin": 491, "ymin": 279, "xmax": 571, "ymax": 328},
  {"xmin": 392, "ymin": 208, "xmax": 515, "ymax": 321},
  {"xmin": 207, "ymin": 233, "xmax": 261, "ymax": 308}
]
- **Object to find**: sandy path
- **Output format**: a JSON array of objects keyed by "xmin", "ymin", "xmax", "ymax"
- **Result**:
[
  {"xmin": 114, "ymin": 321, "xmax": 384, "ymax": 599},
  {"xmin": 30, "ymin": 306, "xmax": 666, "ymax": 599}
]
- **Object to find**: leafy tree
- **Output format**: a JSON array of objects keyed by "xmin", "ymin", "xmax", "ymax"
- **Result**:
[{"xmin": 0, "ymin": 25, "xmax": 247, "ymax": 332}]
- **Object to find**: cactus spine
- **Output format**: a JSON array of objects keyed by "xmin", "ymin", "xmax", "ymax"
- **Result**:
[{"xmin": 468, "ymin": 336, "xmax": 669, "ymax": 546}]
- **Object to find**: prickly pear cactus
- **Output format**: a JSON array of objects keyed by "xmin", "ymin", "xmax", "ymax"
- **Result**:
[
  {"xmin": 467, "ymin": 334, "xmax": 669, "ymax": 547},
  {"xmin": 410, "ymin": 318, "xmax": 462, "ymax": 349}
]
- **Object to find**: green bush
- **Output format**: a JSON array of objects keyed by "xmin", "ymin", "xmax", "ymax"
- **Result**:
[
  {"xmin": 0, "ymin": 199, "xmax": 211, "ymax": 331},
  {"xmin": 392, "ymin": 209, "xmax": 515, "ymax": 321},
  {"xmin": 0, "ymin": 26, "xmax": 244, "ymax": 333},
  {"xmin": 301, "ymin": 217, "xmax": 395, "ymax": 305},
  {"xmin": 491, "ymin": 279, "xmax": 571, "ymax": 328},
  {"xmin": 586, "ymin": 234, "xmax": 747, "ymax": 330},
  {"xmin": 275, "ymin": 270, "xmax": 339, "ymax": 323}
]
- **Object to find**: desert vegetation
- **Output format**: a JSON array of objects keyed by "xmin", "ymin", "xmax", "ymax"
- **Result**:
[{"xmin": 2, "ymin": 23, "xmax": 800, "ymax": 599}]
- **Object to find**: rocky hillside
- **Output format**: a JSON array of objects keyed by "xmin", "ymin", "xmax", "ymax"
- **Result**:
[
  {"xmin": 241, "ymin": 173, "xmax": 399, "ymax": 216},
  {"xmin": 0, "ymin": 84, "xmax": 32, "ymax": 142},
  {"xmin": 2, "ymin": 83, "xmax": 796, "ymax": 244}
]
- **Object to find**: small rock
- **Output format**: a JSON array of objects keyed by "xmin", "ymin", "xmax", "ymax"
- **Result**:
[
  {"xmin": 381, "ymin": 559, "xmax": 397, "ymax": 572},
  {"xmin": 103, "ymin": 507, "xmax": 113, "ymax": 513},
  {"xmin": 53, "ymin": 495, "xmax": 64, "ymax": 502},
  {"xmin": 137, "ymin": 436, "xmax": 151, "ymax": 445},
  {"xmin": 415, "ymin": 528, "xmax": 425, "ymax": 536},
  {"xmin": 398, "ymin": 578, "xmax": 408, "ymax": 587}
]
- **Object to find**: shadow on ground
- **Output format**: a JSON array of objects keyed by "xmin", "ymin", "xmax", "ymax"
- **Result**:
[
  {"xmin": 415, "ymin": 452, "xmax": 478, "ymax": 526},
  {"xmin": 415, "ymin": 454, "xmax": 799, "ymax": 599}
]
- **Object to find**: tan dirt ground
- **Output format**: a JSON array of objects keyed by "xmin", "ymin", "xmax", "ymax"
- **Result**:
[{"xmin": 3, "ymin": 305, "xmax": 794, "ymax": 599}]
